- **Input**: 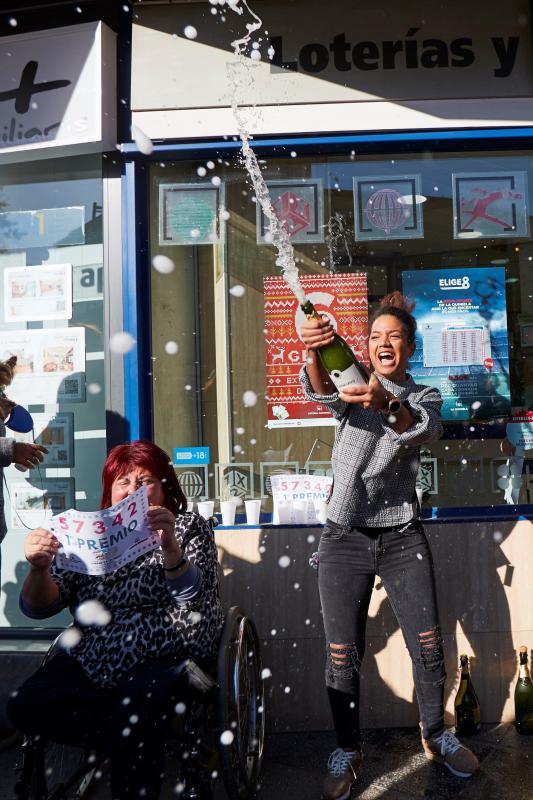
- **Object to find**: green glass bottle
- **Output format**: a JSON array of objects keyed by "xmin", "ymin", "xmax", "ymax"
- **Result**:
[
  {"xmin": 301, "ymin": 300, "xmax": 368, "ymax": 390},
  {"xmin": 515, "ymin": 646, "xmax": 533, "ymax": 735},
  {"xmin": 454, "ymin": 654, "xmax": 481, "ymax": 736}
]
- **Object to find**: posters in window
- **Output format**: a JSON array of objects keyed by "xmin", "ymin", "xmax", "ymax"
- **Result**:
[
  {"xmin": 0, "ymin": 327, "xmax": 86, "ymax": 405},
  {"xmin": 10, "ymin": 478, "xmax": 74, "ymax": 531},
  {"xmin": 174, "ymin": 466, "xmax": 208, "ymax": 501},
  {"xmin": 158, "ymin": 183, "xmax": 225, "ymax": 245},
  {"xmin": 4, "ymin": 264, "xmax": 72, "ymax": 322},
  {"xmin": 452, "ymin": 171, "xmax": 529, "ymax": 239},
  {"xmin": 264, "ymin": 273, "xmax": 369, "ymax": 428},
  {"xmin": 256, "ymin": 179, "xmax": 324, "ymax": 244},
  {"xmin": 505, "ymin": 411, "xmax": 533, "ymax": 451},
  {"xmin": 416, "ymin": 456, "xmax": 439, "ymax": 496},
  {"xmin": 353, "ymin": 175, "xmax": 424, "ymax": 241},
  {"xmin": 16, "ymin": 413, "xmax": 74, "ymax": 468},
  {"xmin": 215, "ymin": 463, "xmax": 254, "ymax": 500},
  {"xmin": 402, "ymin": 267, "xmax": 511, "ymax": 421},
  {"xmin": 0, "ymin": 207, "xmax": 85, "ymax": 251}
]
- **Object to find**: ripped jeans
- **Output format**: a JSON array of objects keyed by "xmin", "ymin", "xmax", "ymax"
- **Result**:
[{"xmin": 318, "ymin": 518, "xmax": 446, "ymax": 749}]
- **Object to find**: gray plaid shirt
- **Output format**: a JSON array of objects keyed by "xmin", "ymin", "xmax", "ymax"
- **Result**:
[{"xmin": 300, "ymin": 368, "xmax": 443, "ymax": 527}]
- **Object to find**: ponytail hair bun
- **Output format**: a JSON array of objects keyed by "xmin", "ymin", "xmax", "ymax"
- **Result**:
[
  {"xmin": 379, "ymin": 291, "xmax": 415, "ymax": 314},
  {"xmin": 371, "ymin": 291, "xmax": 417, "ymax": 344}
]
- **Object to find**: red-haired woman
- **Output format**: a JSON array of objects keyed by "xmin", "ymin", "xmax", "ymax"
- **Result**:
[{"xmin": 7, "ymin": 440, "xmax": 223, "ymax": 800}]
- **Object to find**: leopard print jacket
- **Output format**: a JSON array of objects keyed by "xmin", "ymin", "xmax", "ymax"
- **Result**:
[{"xmin": 50, "ymin": 512, "xmax": 223, "ymax": 689}]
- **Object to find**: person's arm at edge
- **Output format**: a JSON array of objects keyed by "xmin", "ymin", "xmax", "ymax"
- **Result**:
[{"xmin": 0, "ymin": 436, "xmax": 15, "ymax": 467}]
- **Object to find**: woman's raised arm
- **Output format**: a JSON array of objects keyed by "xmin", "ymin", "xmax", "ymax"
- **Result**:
[{"xmin": 21, "ymin": 528, "xmax": 60, "ymax": 611}]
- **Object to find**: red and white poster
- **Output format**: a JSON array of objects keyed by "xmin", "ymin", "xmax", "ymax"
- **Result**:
[{"xmin": 264, "ymin": 273, "xmax": 368, "ymax": 428}]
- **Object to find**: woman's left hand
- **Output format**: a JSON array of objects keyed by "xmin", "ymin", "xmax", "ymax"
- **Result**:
[
  {"xmin": 147, "ymin": 505, "xmax": 179, "ymax": 553},
  {"xmin": 339, "ymin": 374, "xmax": 389, "ymax": 412}
]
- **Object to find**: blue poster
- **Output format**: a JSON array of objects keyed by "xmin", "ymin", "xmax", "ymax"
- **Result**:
[{"xmin": 402, "ymin": 268, "xmax": 510, "ymax": 421}]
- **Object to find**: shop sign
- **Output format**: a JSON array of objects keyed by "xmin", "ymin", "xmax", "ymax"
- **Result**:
[
  {"xmin": 173, "ymin": 446, "xmax": 210, "ymax": 466},
  {"xmin": 132, "ymin": 0, "xmax": 533, "ymax": 114},
  {"xmin": 452, "ymin": 172, "xmax": 529, "ymax": 239},
  {"xmin": 353, "ymin": 175, "xmax": 424, "ymax": 241},
  {"xmin": 159, "ymin": 183, "xmax": 225, "ymax": 246},
  {"xmin": 256, "ymin": 179, "xmax": 324, "ymax": 244},
  {"xmin": 215, "ymin": 463, "xmax": 254, "ymax": 499},
  {"xmin": 0, "ymin": 22, "xmax": 116, "ymax": 159},
  {"xmin": 174, "ymin": 466, "xmax": 208, "ymax": 501}
]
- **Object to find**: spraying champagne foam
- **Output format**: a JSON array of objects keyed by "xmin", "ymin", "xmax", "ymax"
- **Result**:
[{"xmin": 226, "ymin": 1, "xmax": 307, "ymax": 305}]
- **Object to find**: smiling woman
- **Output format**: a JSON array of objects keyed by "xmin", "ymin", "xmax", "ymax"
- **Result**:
[{"xmin": 298, "ymin": 292, "xmax": 479, "ymax": 794}]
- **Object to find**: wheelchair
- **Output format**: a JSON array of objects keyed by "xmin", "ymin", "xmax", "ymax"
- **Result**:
[{"xmin": 13, "ymin": 606, "xmax": 265, "ymax": 800}]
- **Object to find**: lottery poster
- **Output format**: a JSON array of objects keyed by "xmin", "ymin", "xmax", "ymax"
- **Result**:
[
  {"xmin": 505, "ymin": 411, "xmax": 533, "ymax": 451},
  {"xmin": 50, "ymin": 485, "xmax": 156, "ymax": 575},
  {"xmin": 16, "ymin": 412, "xmax": 74, "ymax": 468},
  {"xmin": 264, "ymin": 273, "xmax": 369, "ymax": 428},
  {"xmin": 270, "ymin": 473, "xmax": 333, "ymax": 524},
  {"xmin": 0, "ymin": 327, "xmax": 86, "ymax": 405},
  {"xmin": 402, "ymin": 267, "xmax": 511, "ymax": 421},
  {"xmin": 3, "ymin": 263, "xmax": 72, "ymax": 322}
]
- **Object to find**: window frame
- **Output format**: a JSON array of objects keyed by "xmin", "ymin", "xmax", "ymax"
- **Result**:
[{"xmin": 121, "ymin": 127, "xmax": 533, "ymax": 519}]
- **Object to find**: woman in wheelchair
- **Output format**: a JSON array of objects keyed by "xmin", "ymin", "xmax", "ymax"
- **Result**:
[{"xmin": 7, "ymin": 440, "xmax": 224, "ymax": 800}]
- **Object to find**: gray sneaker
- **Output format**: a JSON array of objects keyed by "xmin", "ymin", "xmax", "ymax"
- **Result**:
[
  {"xmin": 321, "ymin": 747, "xmax": 363, "ymax": 800},
  {"xmin": 421, "ymin": 727, "xmax": 479, "ymax": 778}
]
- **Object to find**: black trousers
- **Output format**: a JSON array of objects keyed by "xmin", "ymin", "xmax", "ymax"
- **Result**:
[
  {"xmin": 318, "ymin": 519, "xmax": 446, "ymax": 749},
  {"xmin": 7, "ymin": 652, "xmax": 191, "ymax": 800}
]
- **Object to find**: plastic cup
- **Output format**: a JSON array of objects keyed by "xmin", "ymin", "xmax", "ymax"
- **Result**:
[
  {"xmin": 244, "ymin": 499, "xmax": 262, "ymax": 526},
  {"xmin": 292, "ymin": 500, "xmax": 308, "ymax": 524},
  {"xmin": 197, "ymin": 500, "xmax": 214, "ymax": 519},
  {"xmin": 220, "ymin": 500, "xmax": 237, "ymax": 526},
  {"xmin": 276, "ymin": 500, "xmax": 293, "ymax": 525},
  {"xmin": 314, "ymin": 499, "xmax": 328, "ymax": 525},
  {"xmin": 187, "ymin": 501, "xmax": 195, "ymax": 512}
]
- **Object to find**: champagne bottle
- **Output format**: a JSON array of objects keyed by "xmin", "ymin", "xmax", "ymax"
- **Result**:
[
  {"xmin": 301, "ymin": 300, "xmax": 367, "ymax": 390},
  {"xmin": 454, "ymin": 654, "xmax": 481, "ymax": 735},
  {"xmin": 515, "ymin": 646, "xmax": 533, "ymax": 735}
]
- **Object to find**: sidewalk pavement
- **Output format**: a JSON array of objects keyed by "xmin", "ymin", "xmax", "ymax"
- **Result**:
[{"xmin": 1, "ymin": 724, "xmax": 530, "ymax": 799}]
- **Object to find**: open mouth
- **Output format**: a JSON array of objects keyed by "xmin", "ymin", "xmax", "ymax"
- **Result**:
[{"xmin": 377, "ymin": 351, "xmax": 395, "ymax": 365}]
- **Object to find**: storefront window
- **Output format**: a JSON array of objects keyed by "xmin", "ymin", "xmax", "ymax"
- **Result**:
[
  {"xmin": 0, "ymin": 154, "xmax": 106, "ymax": 627},
  {"xmin": 149, "ymin": 146, "xmax": 533, "ymax": 512}
]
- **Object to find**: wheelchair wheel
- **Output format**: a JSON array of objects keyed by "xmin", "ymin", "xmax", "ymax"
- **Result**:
[
  {"xmin": 14, "ymin": 737, "xmax": 104, "ymax": 800},
  {"xmin": 216, "ymin": 606, "xmax": 265, "ymax": 800}
]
